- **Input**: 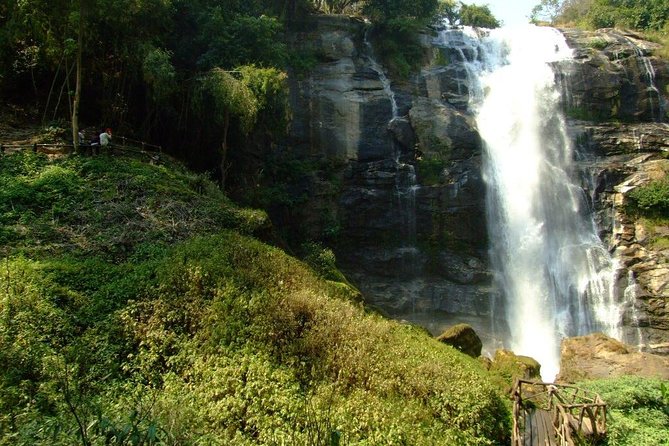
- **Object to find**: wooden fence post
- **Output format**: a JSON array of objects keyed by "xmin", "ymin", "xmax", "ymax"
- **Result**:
[{"xmin": 32, "ymin": 143, "xmax": 37, "ymax": 153}]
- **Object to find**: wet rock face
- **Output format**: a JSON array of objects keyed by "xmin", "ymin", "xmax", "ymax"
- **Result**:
[
  {"xmin": 286, "ymin": 17, "xmax": 492, "ymax": 329},
  {"xmin": 529, "ymin": 28, "xmax": 669, "ymax": 350},
  {"xmin": 287, "ymin": 16, "xmax": 395, "ymax": 162},
  {"xmin": 571, "ymin": 123, "xmax": 669, "ymax": 349},
  {"xmin": 558, "ymin": 28, "xmax": 669, "ymax": 122}
]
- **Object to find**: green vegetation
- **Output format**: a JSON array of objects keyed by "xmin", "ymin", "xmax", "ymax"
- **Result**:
[
  {"xmin": 0, "ymin": 151, "xmax": 511, "ymax": 445},
  {"xmin": 458, "ymin": 4, "xmax": 501, "ymax": 28},
  {"xmin": 566, "ymin": 105, "xmax": 610, "ymax": 122},
  {"xmin": 578, "ymin": 376, "xmax": 669, "ymax": 446},
  {"xmin": 588, "ymin": 38, "xmax": 609, "ymax": 50},
  {"xmin": 531, "ymin": 0, "xmax": 669, "ymax": 56},
  {"xmin": 626, "ymin": 180, "xmax": 669, "ymax": 218},
  {"xmin": 417, "ymin": 156, "xmax": 448, "ymax": 185},
  {"xmin": 531, "ymin": 0, "xmax": 669, "ymax": 32}
]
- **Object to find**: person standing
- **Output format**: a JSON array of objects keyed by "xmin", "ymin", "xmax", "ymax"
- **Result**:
[{"xmin": 99, "ymin": 128, "xmax": 113, "ymax": 154}]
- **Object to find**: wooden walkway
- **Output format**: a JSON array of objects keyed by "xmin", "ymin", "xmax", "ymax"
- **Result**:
[{"xmin": 512, "ymin": 380, "xmax": 607, "ymax": 446}]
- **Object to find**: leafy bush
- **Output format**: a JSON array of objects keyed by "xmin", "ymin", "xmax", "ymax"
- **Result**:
[
  {"xmin": 627, "ymin": 180, "xmax": 669, "ymax": 218},
  {"xmin": 459, "ymin": 4, "xmax": 500, "ymax": 28},
  {"xmin": 588, "ymin": 38, "xmax": 609, "ymax": 50},
  {"xmin": 300, "ymin": 241, "xmax": 351, "ymax": 284}
]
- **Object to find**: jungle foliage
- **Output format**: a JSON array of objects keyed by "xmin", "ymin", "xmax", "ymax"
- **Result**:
[{"xmin": 0, "ymin": 151, "xmax": 511, "ymax": 445}]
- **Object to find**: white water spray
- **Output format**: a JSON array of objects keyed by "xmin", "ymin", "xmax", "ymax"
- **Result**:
[{"xmin": 435, "ymin": 26, "xmax": 625, "ymax": 380}]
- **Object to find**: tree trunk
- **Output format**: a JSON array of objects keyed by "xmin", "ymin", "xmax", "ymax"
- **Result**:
[
  {"xmin": 71, "ymin": 2, "xmax": 84, "ymax": 154},
  {"xmin": 220, "ymin": 110, "xmax": 230, "ymax": 188}
]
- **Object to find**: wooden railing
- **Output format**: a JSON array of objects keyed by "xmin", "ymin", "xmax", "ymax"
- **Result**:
[{"xmin": 512, "ymin": 379, "xmax": 607, "ymax": 446}]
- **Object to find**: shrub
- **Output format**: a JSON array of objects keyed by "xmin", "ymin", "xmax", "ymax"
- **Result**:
[{"xmin": 627, "ymin": 180, "xmax": 669, "ymax": 218}]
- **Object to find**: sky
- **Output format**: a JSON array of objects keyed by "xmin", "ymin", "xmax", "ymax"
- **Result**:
[{"xmin": 477, "ymin": 0, "xmax": 539, "ymax": 27}]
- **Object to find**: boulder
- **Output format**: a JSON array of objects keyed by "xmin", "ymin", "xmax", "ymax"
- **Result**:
[
  {"xmin": 490, "ymin": 349, "xmax": 542, "ymax": 381},
  {"xmin": 482, "ymin": 350, "xmax": 542, "ymax": 393},
  {"xmin": 557, "ymin": 333, "xmax": 669, "ymax": 383},
  {"xmin": 437, "ymin": 323, "xmax": 482, "ymax": 357}
]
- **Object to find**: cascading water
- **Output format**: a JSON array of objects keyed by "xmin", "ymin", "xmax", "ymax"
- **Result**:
[
  {"xmin": 364, "ymin": 27, "xmax": 419, "ymax": 247},
  {"xmin": 435, "ymin": 25, "xmax": 625, "ymax": 380},
  {"xmin": 364, "ymin": 28, "xmax": 399, "ymax": 119},
  {"xmin": 616, "ymin": 32, "xmax": 664, "ymax": 122}
]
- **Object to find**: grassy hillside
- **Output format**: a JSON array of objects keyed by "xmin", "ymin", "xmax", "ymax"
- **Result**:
[{"xmin": 0, "ymin": 151, "xmax": 510, "ymax": 445}]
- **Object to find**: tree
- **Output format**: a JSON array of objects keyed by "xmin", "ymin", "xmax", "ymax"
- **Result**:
[
  {"xmin": 530, "ymin": 0, "xmax": 562, "ymax": 24},
  {"xmin": 436, "ymin": 0, "xmax": 459, "ymax": 25},
  {"xmin": 312, "ymin": 0, "xmax": 363, "ymax": 14},
  {"xmin": 459, "ymin": 4, "xmax": 500, "ymax": 28},
  {"xmin": 193, "ymin": 68, "xmax": 259, "ymax": 187},
  {"xmin": 363, "ymin": 0, "xmax": 439, "ymax": 24},
  {"xmin": 72, "ymin": 0, "xmax": 91, "ymax": 153},
  {"xmin": 530, "ymin": 0, "xmax": 669, "ymax": 30}
]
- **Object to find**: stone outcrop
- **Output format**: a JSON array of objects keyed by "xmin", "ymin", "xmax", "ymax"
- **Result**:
[
  {"xmin": 555, "ymin": 32, "xmax": 669, "ymax": 348},
  {"xmin": 437, "ymin": 323, "xmax": 483, "ymax": 357},
  {"xmin": 558, "ymin": 28, "xmax": 669, "ymax": 122},
  {"xmin": 287, "ymin": 15, "xmax": 395, "ymax": 161},
  {"xmin": 557, "ymin": 333, "xmax": 669, "ymax": 382},
  {"xmin": 285, "ymin": 16, "xmax": 493, "ymax": 335}
]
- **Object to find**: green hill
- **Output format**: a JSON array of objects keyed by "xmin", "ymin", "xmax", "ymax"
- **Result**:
[{"xmin": 0, "ymin": 151, "xmax": 509, "ymax": 445}]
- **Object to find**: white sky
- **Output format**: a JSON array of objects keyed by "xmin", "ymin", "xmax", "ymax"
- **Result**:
[{"xmin": 474, "ymin": 0, "xmax": 538, "ymax": 27}]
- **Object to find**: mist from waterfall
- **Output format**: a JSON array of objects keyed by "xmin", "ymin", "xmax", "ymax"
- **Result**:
[{"xmin": 435, "ymin": 25, "xmax": 624, "ymax": 380}]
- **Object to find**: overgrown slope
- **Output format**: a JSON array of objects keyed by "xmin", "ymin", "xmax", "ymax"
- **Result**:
[{"xmin": 0, "ymin": 151, "xmax": 510, "ymax": 445}]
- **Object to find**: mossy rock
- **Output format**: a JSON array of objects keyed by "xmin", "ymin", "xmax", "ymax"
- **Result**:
[
  {"xmin": 436, "ymin": 323, "xmax": 482, "ymax": 358},
  {"xmin": 487, "ymin": 349, "xmax": 542, "ymax": 393}
]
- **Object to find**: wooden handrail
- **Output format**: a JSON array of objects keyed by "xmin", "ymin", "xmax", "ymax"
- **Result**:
[{"xmin": 512, "ymin": 379, "xmax": 607, "ymax": 446}]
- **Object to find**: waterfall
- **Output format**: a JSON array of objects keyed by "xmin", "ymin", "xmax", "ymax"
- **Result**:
[{"xmin": 435, "ymin": 26, "xmax": 624, "ymax": 380}]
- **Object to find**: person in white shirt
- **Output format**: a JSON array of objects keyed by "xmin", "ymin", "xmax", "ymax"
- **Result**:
[{"xmin": 99, "ymin": 128, "xmax": 112, "ymax": 154}]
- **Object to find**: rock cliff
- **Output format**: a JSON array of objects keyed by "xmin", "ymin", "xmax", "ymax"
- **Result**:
[
  {"xmin": 282, "ymin": 16, "xmax": 669, "ymax": 353},
  {"xmin": 557, "ymin": 29, "xmax": 669, "ymax": 352}
]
